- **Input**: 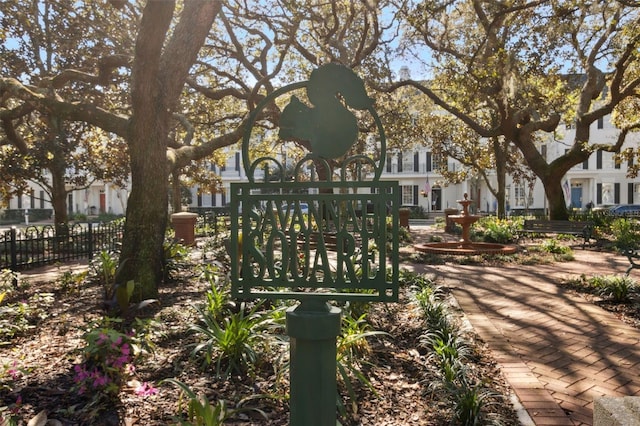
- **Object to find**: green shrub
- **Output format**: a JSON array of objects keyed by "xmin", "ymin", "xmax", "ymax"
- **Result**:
[
  {"xmin": 475, "ymin": 217, "xmax": 518, "ymax": 244},
  {"xmin": 541, "ymin": 238, "xmax": 572, "ymax": 255},
  {"xmin": 611, "ymin": 218, "xmax": 640, "ymax": 250},
  {"xmin": 89, "ymin": 250, "xmax": 119, "ymax": 297},
  {"xmin": 589, "ymin": 274, "xmax": 637, "ymax": 302},
  {"xmin": 336, "ymin": 313, "xmax": 388, "ymax": 416},
  {"xmin": 73, "ymin": 329, "xmax": 130, "ymax": 396},
  {"xmin": 162, "ymin": 379, "xmax": 267, "ymax": 426},
  {"xmin": 190, "ymin": 302, "xmax": 283, "ymax": 377}
]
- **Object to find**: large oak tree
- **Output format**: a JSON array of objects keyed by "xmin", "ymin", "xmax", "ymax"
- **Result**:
[
  {"xmin": 1, "ymin": 0, "xmax": 402, "ymax": 299},
  {"xmin": 392, "ymin": 0, "xmax": 640, "ymax": 219}
]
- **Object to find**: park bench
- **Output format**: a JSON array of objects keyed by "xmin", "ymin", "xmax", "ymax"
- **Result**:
[
  {"xmin": 519, "ymin": 219, "xmax": 594, "ymax": 248},
  {"xmin": 623, "ymin": 249, "xmax": 640, "ymax": 276},
  {"xmin": 302, "ymin": 232, "xmax": 360, "ymax": 253}
]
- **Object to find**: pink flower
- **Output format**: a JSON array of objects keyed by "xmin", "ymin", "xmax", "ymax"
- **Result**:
[
  {"xmin": 120, "ymin": 343, "xmax": 130, "ymax": 355},
  {"xmin": 112, "ymin": 336, "xmax": 123, "ymax": 348},
  {"xmin": 134, "ymin": 382, "xmax": 158, "ymax": 397},
  {"xmin": 92, "ymin": 372, "xmax": 110, "ymax": 388},
  {"xmin": 96, "ymin": 332, "xmax": 108, "ymax": 345},
  {"xmin": 10, "ymin": 395, "xmax": 22, "ymax": 414},
  {"xmin": 73, "ymin": 364, "xmax": 90, "ymax": 382},
  {"xmin": 111, "ymin": 354, "xmax": 130, "ymax": 369},
  {"xmin": 7, "ymin": 368, "xmax": 19, "ymax": 380}
]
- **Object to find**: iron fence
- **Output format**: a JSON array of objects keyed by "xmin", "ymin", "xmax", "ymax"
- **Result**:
[
  {"xmin": 0, "ymin": 222, "xmax": 124, "ymax": 272},
  {"xmin": 192, "ymin": 208, "xmax": 231, "ymax": 237}
]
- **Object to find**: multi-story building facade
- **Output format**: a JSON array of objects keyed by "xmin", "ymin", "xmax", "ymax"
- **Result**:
[
  {"xmin": 3, "ymin": 180, "xmax": 129, "ymax": 221},
  {"xmin": 5, "ymin": 114, "xmax": 638, "ymax": 222},
  {"xmin": 191, "ymin": 113, "xmax": 640, "ymax": 217}
]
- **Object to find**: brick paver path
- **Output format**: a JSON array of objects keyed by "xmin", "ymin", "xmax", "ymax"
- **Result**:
[{"xmin": 408, "ymin": 236, "xmax": 640, "ymax": 426}]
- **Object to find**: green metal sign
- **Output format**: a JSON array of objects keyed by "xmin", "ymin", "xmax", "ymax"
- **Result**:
[{"xmin": 230, "ymin": 64, "xmax": 399, "ymax": 302}]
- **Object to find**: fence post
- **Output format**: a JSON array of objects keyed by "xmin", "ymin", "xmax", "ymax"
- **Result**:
[
  {"xmin": 88, "ymin": 222, "xmax": 94, "ymax": 259},
  {"xmin": 10, "ymin": 227, "xmax": 18, "ymax": 286}
]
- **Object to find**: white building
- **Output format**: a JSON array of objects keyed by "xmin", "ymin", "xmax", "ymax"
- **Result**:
[
  {"xmin": 190, "ymin": 113, "xmax": 640, "ymax": 217},
  {"xmin": 3, "ymin": 180, "xmax": 129, "ymax": 222}
]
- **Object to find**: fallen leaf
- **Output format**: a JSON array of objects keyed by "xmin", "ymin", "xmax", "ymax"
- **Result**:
[{"xmin": 27, "ymin": 410, "xmax": 47, "ymax": 426}]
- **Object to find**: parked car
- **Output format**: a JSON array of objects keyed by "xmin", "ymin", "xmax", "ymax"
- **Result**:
[
  {"xmin": 608, "ymin": 204, "xmax": 640, "ymax": 217},
  {"xmin": 591, "ymin": 204, "xmax": 617, "ymax": 215},
  {"xmin": 284, "ymin": 202, "xmax": 309, "ymax": 215}
]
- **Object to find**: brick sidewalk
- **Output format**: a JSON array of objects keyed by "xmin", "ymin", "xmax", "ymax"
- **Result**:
[{"xmin": 408, "ymin": 242, "xmax": 640, "ymax": 425}]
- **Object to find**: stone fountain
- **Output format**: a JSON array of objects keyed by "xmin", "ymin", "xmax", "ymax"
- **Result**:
[
  {"xmin": 449, "ymin": 193, "xmax": 479, "ymax": 244},
  {"xmin": 414, "ymin": 193, "xmax": 517, "ymax": 255}
]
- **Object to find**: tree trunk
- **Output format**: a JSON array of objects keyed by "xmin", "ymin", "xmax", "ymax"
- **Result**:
[
  {"xmin": 494, "ymin": 139, "xmax": 508, "ymax": 219},
  {"xmin": 50, "ymin": 165, "xmax": 69, "ymax": 228},
  {"xmin": 542, "ymin": 177, "xmax": 569, "ymax": 220},
  {"xmin": 114, "ymin": 1, "xmax": 221, "ymax": 301},
  {"xmin": 116, "ymin": 118, "xmax": 169, "ymax": 301}
]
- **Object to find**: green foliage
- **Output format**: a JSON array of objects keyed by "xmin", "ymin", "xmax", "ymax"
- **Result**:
[
  {"xmin": 451, "ymin": 379, "xmax": 500, "ymax": 426},
  {"xmin": 386, "ymin": 216, "xmax": 413, "ymax": 247},
  {"xmin": 336, "ymin": 312, "xmax": 388, "ymax": 416},
  {"xmin": 89, "ymin": 250, "xmax": 119, "ymax": 297},
  {"xmin": 0, "ymin": 292, "xmax": 53, "ymax": 343},
  {"xmin": 162, "ymin": 378, "xmax": 267, "ymax": 426},
  {"xmin": 589, "ymin": 275, "xmax": 637, "ymax": 302},
  {"xmin": 410, "ymin": 270, "xmax": 502, "ymax": 425},
  {"xmin": 475, "ymin": 217, "xmax": 518, "ymax": 243},
  {"xmin": 57, "ymin": 270, "xmax": 87, "ymax": 294},
  {"xmin": 423, "ymin": 332, "xmax": 470, "ymax": 383},
  {"xmin": 414, "ymin": 285, "xmax": 456, "ymax": 337},
  {"xmin": 73, "ymin": 320, "xmax": 134, "ymax": 398},
  {"xmin": 540, "ymin": 238, "xmax": 573, "ymax": 255},
  {"xmin": 163, "ymin": 240, "xmax": 191, "ymax": 281},
  {"xmin": 611, "ymin": 218, "xmax": 640, "ymax": 251},
  {"xmin": 200, "ymin": 265, "xmax": 234, "ymax": 323},
  {"xmin": 190, "ymin": 302, "xmax": 283, "ymax": 378},
  {"xmin": 0, "ymin": 269, "xmax": 18, "ymax": 291}
]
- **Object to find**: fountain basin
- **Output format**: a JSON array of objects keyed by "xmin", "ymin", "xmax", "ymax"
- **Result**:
[{"xmin": 414, "ymin": 242, "xmax": 518, "ymax": 255}]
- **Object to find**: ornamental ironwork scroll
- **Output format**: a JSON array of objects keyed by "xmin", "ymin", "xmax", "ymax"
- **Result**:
[{"xmin": 230, "ymin": 64, "xmax": 399, "ymax": 302}]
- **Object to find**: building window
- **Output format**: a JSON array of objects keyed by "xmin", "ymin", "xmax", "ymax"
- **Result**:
[
  {"xmin": 401, "ymin": 185, "xmax": 414, "ymax": 205},
  {"xmin": 426, "ymin": 152, "xmax": 432, "ymax": 172},
  {"xmin": 597, "ymin": 117, "xmax": 604, "ymax": 129},
  {"xmin": 433, "ymin": 153, "xmax": 445, "ymax": 170},
  {"xmin": 596, "ymin": 150, "xmax": 603, "ymax": 169},
  {"xmin": 601, "ymin": 183, "xmax": 614, "ymax": 204},
  {"xmin": 540, "ymin": 144, "xmax": 547, "ymax": 161},
  {"xmin": 402, "ymin": 152, "xmax": 413, "ymax": 173},
  {"xmin": 514, "ymin": 185, "xmax": 527, "ymax": 207}
]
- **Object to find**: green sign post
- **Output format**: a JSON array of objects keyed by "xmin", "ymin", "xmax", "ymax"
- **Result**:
[{"xmin": 230, "ymin": 64, "xmax": 399, "ymax": 425}]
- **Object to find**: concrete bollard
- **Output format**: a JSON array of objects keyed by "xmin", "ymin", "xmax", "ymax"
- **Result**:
[{"xmin": 594, "ymin": 396, "xmax": 640, "ymax": 425}]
